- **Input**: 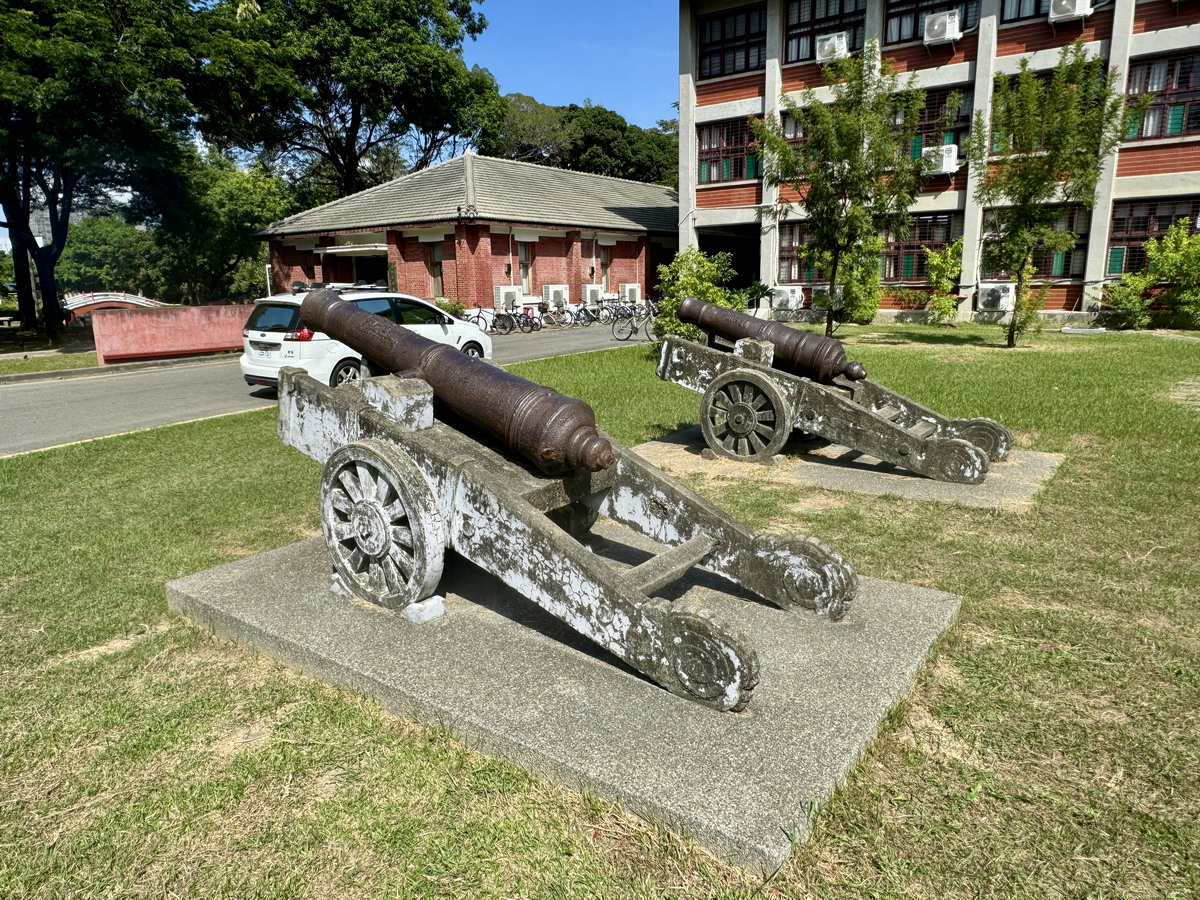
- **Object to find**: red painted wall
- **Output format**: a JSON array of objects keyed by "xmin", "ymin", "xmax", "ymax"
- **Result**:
[
  {"xmin": 696, "ymin": 73, "xmax": 766, "ymax": 106},
  {"xmin": 92, "ymin": 305, "xmax": 252, "ymax": 365}
]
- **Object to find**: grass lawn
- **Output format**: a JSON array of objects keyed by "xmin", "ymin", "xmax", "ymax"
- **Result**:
[{"xmin": 1, "ymin": 323, "xmax": 1197, "ymax": 898}]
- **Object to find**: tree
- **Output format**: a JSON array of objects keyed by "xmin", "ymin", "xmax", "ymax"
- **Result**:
[
  {"xmin": 752, "ymin": 41, "xmax": 935, "ymax": 337},
  {"xmin": 965, "ymin": 41, "xmax": 1129, "ymax": 348},
  {"xmin": 476, "ymin": 94, "xmax": 576, "ymax": 164},
  {"xmin": 653, "ymin": 248, "xmax": 744, "ymax": 341},
  {"xmin": 1102, "ymin": 222, "xmax": 1200, "ymax": 329},
  {"xmin": 208, "ymin": 0, "xmax": 501, "ymax": 198},
  {"xmin": 0, "ymin": 0, "xmax": 195, "ymax": 338},
  {"xmin": 56, "ymin": 216, "xmax": 164, "ymax": 297}
]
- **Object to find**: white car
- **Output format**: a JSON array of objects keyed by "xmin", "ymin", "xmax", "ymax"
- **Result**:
[{"xmin": 240, "ymin": 289, "xmax": 492, "ymax": 389}]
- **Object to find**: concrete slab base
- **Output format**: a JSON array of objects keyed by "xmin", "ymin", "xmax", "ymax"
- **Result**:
[
  {"xmin": 635, "ymin": 427, "xmax": 1063, "ymax": 510},
  {"xmin": 167, "ymin": 521, "xmax": 959, "ymax": 871}
]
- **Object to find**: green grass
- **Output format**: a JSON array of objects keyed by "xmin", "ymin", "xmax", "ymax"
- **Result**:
[
  {"xmin": 2, "ymin": 324, "xmax": 1198, "ymax": 898},
  {"xmin": 0, "ymin": 350, "xmax": 99, "ymax": 377}
]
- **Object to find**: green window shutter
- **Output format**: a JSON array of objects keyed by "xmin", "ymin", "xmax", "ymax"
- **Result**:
[
  {"xmin": 903, "ymin": 254, "xmax": 915, "ymax": 278},
  {"xmin": 991, "ymin": 129, "xmax": 1004, "ymax": 153},
  {"xmin": 805, "ymin": 261, "xmax": 815, "ymax": 280},
  {"xmin": 910, "ymin": 135, "xmax": 923, "ymax": 160},
  {"xmin": 1167, "ymin": 105, "xmax": 1185, "ymax": 136},
  {"xmin": 1107, "ymin": 247, "xmax": 1125, "ymax": 275},
  {"xmin": 722, "ymin": 157, "xmax": 731, "ymax": 180},
  {"xmin": 1125, "ymin": 114, "xmax": 1140, "ymax": 140},
  {"xmin": 1051, "ymin": 251, "xmax": 1066, "ymax": 277},
  {"xmin": 746, "ymin": 154, "xmax": 758, "ymax": 178},
  {"xmin": 699, "ymin": 160, "xmax": 710, "ymax": 183},
  {"xmin": 943, "ymin": 131, "xmax": 955, "ymax": 146}
]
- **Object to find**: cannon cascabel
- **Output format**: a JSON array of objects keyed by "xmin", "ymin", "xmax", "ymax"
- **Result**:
[{"xmin": 300, "ymin": 289, "xmax": 615, "ymax": 476}]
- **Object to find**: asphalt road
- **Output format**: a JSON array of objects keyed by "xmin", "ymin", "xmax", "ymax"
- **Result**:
[{"xmin": 0, "ymin": 324, "xmax": 648, "ymax": 457}]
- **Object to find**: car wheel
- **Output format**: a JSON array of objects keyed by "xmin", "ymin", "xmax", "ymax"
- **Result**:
[
  {"xmin": 329, "ymin": 359, "xmax": 361, "ymax": 386},
  {"xmin": 461, "ymin": 342, "xmax": 485, "ymax": 359}
]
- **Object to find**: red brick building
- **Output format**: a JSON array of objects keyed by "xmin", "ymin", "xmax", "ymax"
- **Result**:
[
  {"xmin": 261, "ymin": 153, "xmax": 679, "ymax": 309},
  {"xmin": 679, "ymin": 0, "xmax": 1200, "ymax": 318}
]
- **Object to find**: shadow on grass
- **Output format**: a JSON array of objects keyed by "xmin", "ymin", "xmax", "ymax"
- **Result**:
[{"xmin": 847, "ymin": 329, "xmax": 1001, "ymax": 348}]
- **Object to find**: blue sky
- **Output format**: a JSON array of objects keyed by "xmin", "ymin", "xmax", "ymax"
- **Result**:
[{"xmin": 461, "ymin": 0, "xmax": 680, "ymax": 129}]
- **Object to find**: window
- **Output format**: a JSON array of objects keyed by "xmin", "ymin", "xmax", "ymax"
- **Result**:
[
  {"xmin": 910, "ymin": 87, "xmax": 972, "ymax": 158},
  {"xmin": 982, "ymin": 207, "xmax": 1090, "ymax": 278},
  {"xmin": 518, "ymin": 241, "xmax": 534, "ymax": 295},
  {"xmin": 1125, "ymin": 54, "xmax": 1200, "ymax": 141},
  {"xmin": 1000, "ymin": 0, "xmax": 1048, "ymax": 23},
  {"xmin": 697, "ymin": 120, "xmax": 761, "ymax": 184},
  {"xmin": 778, "ymin": 223, "xmax": 827, "ymax": 283},
  {"xmin": 393, "ymin": 299, "xmax": 444, "ymax": 326},
  {"xmin": 884, "ymin": 1, "xmax": 979, "ymax": 45},
  {"xmin": 351, "ymin": 297, "xmax": 398, "ymax": 322},
  {"xmin": 1107, "ymin": 198, "xmax": 1200, "ymax": 275},
  {"xmin": 427, "ymin": 243, "xmax": 443, "ymax": 297},
  {"xmin": 882, "ymin": 214, "xmax": 963, "ymax": 281},
  {"xmin": 785, "ymin": 0, "xmax": 867, "ymax": 64},
  {"xmin": 599, "ymin": 246, "xmax": 612, "ymax": 291},
  {"xmin": 698, "ymin": 4, "xmax": 767, "ymax": 79}
]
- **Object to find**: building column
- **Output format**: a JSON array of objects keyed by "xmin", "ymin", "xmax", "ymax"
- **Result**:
[
  {"xmin": 679, "ymin": 0, "xmax": 699, "ymax": 250},
  {"xmin": 957, "ymin": 0, "xmax": 1002, "ymax": 320},
  {"xmin": 1082, "ymin": 0, "xmax": 1136, "ymax": 308},
  {"xmin": 758, "ymin": 0, "xmax": 786, "ymax": 289}
]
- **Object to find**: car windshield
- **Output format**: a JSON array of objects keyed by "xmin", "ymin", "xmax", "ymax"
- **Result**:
[{"xmin": 246, "ymin": 304, "xmax": 300, "ymax": 332}]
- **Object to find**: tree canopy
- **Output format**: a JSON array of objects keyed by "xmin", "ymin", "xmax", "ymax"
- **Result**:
[
  {"xmin": 965, "ymin": 41, "xmax": 1128, "ymax": 347},
  {"xmin": 478, "ymin": 95, "xmax": 678, "ymax": 187},
  {"xmin": 752, "ymin": 42, "xmax": 938, "ymax": 336},
  {"xmin": 206, "ymin": 0, "xmax": 504, "ymax": 199}
]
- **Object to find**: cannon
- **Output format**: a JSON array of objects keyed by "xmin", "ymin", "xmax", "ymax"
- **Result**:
[
  {"xmin": 659, "ymin": 297, "xmax": 1013, "ymax": 484},
  {"xmin": 276, "ymin": 289, "xmax": 858, "ymax": 712}
]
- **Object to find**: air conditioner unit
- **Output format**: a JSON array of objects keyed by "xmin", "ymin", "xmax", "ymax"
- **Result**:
[
  {"xmin": 582, "ymin": 284, "xmax": 605, "ymax": 307},
  {"xmin": 541, "ymin": 284, "xmax": 570, "ymax": 308},
  {"xmin": 619, "ymin": 283, "xmax": 641, "ymax": 305},
  {"xmin": 815, "ymin": 32, "xmax": 849, "ymax": 63},
  {"xmin": 771, "ymin": 285, "xmax": 803, "ymax": 310},
  {"xmin": 808, "ymin": 284, "xmax": 843, "ymax": 309},
  {"xmin": 493, "ymin": 285, "xmax": 522, "ymax": 311},
  {"xmin": 923, "ymin": 144, "xmax": 959, "ymax": 174},
  {"xmin": 923, "ymin": 10, "xmax": 962, "ymax": 45},
  {"xmin": 1048, "ymin": 0, "xmax": 1093, "ymax": 22},
  {"xmin": 977, "ymin": 282, "xmax": 1016, "ymax": 312}
]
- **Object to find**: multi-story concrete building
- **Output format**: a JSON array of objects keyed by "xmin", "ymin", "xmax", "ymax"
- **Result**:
[{"xmin": 678, "ymin": 0, "xmax": 1200, "ymax": 317}]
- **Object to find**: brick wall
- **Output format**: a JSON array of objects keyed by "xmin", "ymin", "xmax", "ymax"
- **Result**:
[
  {"xmin": 1117, "ymin": 142, "xmax": 1200, "ymax": 177},
  {"xmin": 886, "ymin": 32, "xmax": 979, "ymax": 73},
  {"xmin": 697, "ymin": 183, "xmax": 763, "ymax": 207},
  {"xmin": 696, "ymin": 73, "xmax": 766, "ymax": 106},
  {"xmin": 996, "ymin": 8, "xmax": 1113, "ymax": 57},
  {"xmin": 1134, "ymin": 0, "xmax": 1199, "ymax": 34},
  {"xmin": 781, "ymin": 62, "xmax": 823, "ymax": 94}
]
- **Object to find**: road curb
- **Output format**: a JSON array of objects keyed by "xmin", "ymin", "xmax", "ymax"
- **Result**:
[{"xmin": 0, "ymin": 353, "xmax": 237, "ymax": 385}]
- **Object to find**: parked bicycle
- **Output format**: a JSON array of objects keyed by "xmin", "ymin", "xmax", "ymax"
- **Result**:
[{"xmin": 611, "ymin": 300, "xmax": 658, "ymax": 342}]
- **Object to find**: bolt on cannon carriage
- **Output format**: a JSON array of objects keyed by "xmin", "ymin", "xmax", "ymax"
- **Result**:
[
  {"xmin": 657, "ymin": 297, "xmax": 1013, "ymax": 484},
  {"xmin": 276, "ymin": 289, "xmax": 859, "ymax": 712}
]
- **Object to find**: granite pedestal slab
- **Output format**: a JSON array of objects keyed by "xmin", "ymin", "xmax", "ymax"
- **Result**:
[
  {"xmin": 636, "ymin": 427, "xmax": 1063, "ymax": 511},
  {"xmin": 167, "ymin": 519, "xmax": 959, "ymax": 871}
]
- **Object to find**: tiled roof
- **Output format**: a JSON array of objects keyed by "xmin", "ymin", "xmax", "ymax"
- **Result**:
[{"xmin": 260, "ymin": 153, "xmax": 679, "ymax": 237}]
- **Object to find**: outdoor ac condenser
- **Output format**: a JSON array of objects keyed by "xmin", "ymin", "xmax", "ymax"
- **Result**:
[
  {"xmin": 493, "ymin": 285, "xmax": 522, "ymax": 311},
  {"xmin": 923, "ymin": 10, "xmax": 962, "ymax": 45},
  {"xmin": 619, "ymin": 283, "xmax": 641, "ymax": 306},
  {"xmin": 582, "ymin": 284, "xmax": 605, "ymax": 306},
  {"xmin": 815, "ymin": 32, "xmax": 849, "ymax": 63},
  {"xmin": 923, "ymin": 144, "xmax": 959, "ymax": 174},
  {"xmin": 978, "ymin": 282, "xmax": 1016, "ymax": 312},
  {"xmin": 1049, "ymin": 0, "xmax": 1093, "ymax": 22},
  {"xmin": 541, "ymin": 284, "xmax": 569, "ymax": 308}
]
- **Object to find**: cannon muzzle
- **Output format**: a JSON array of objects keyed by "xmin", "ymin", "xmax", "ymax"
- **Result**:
[
  {"xmin": 678, "ymin": 296, "xmax": 866, "ymax": 383},
  {"xmin": 301, "ymin": 289, "xmax": 615, "ymax": 476}
]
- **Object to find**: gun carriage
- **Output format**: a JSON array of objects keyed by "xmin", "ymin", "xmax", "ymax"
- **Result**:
[
  {"xmin": 277, "ymin": 289, "xmax": 858, "ymax": 712},
  {"xmin": 657, "ymin": 297, "xmax": 1013, "ymax": 485}
]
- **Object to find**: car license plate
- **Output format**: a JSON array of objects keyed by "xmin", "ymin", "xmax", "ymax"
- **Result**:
[{"xmin": 256, "ymin": 347, "xmax": 274, "ymax": 358}]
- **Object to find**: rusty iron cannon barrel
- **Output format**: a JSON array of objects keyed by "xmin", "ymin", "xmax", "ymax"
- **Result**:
[
  {"xmin": 678, "ymin": 296, "xmax": 866, "ymax": 383},
  {"xmin": 301, "ymin": 289, "xmax": 615, "ymax": 476}
]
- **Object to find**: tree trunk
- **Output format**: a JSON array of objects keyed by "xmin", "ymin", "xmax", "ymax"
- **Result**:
[
  {"xmin": 10, "ymin": 238, "xmax": 38, "ymax": 330},
  {"xmin": 825, "ymin": 250, "xmax": 841, "ymax": 338},
  {"xmin": 1007, "ymin": 250, "xmax": 1033, "ymax": 349},
  {"xmin": 32, "ymin": 247, "xmax": 63, "ymax": 342}
]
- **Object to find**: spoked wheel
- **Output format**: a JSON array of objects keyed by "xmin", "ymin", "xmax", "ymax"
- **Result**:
[
  {"xmin": 700, "ymin": 369, "xmax": 792, "ymax": 463},
  {"xmin": 598, "ymin": 307, "xmax": 614, "ymax": 324},
  {"xmin": 612, "ymin": 316, "xmax": 635, "ymax": 341},
  {"xmin": 320, "ymin": 440, "xmax": 445, "ymax": 609}
]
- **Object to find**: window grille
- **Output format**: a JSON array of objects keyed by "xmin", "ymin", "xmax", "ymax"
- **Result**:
[
  {"xmin": 1125, "ymin": 54, "xmax": 1200, "ymax": 141},
  {"xmin": 784, "ymin": 0, "xmax": 867, "ymax": 64},
  {"xmin": 882, "ymin": 214, "xmax": 964, "ymax": 281},
  {"xmin": 908, "ymin": 87, "xmax": 973, "ymax": 158},
  {"xmin": 699, "ymin": 4, "xmax": 768, "ymax": 79},
  {"xmin": 697, "ymin": 120, "xmax": 761, "ymax": 184},
  {"xmin": 778, "ymin": 223, "xmax": 826, "ymax": 283},
  {"xmin": 982, "ymin": 207, "xmax": 1090, "ymax": 279},
  {"xmin": 1107, "ymin": 198, "xmax": 1200, "ymax": 275}
]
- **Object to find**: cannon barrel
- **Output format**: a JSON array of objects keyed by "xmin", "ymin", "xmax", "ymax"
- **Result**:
[
  {"xmin": 678, "ymin": 296, "xmax": 866, "ymax": 383},
  {"xmin": 301, "ymin": 289, "xmax": 615, "ymax": 476}
]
